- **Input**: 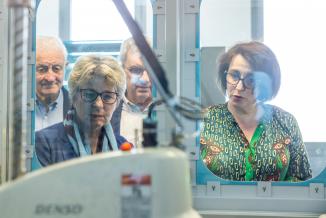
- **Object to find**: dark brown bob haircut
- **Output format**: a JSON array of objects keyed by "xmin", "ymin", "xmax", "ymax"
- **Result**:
[{"xmin": 217, "ymin": 41, "xmax": 281, "ymax": 101}]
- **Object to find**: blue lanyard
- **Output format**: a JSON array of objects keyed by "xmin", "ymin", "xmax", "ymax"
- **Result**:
[{"xmin": 72, "ymin": 122, "xmax": 112, "ymax": 156}]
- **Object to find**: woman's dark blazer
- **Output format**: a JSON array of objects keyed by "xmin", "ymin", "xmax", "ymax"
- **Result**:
[{"xmin": 35, "ymin": 122, "xmax": 128, "ymax": 167}]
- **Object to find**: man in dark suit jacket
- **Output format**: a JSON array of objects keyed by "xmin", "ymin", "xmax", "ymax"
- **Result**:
[
  {"xmin": 35, "ymin": 36, "xmax": 71, "ymax": 131},
  {"xmin": 33, "ymin": 36, "xmax": 71, "ymax": 170}
]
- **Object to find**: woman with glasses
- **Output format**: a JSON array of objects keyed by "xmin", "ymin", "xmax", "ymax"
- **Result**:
[
  {"xmin": 200, "ymin": 41, "xmax": 312, "ymax": 181},
  {"xmin": 36, "ymin": 54, "xmax": 130, "ymax": 167}
]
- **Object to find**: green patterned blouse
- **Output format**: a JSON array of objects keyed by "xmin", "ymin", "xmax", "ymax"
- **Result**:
[{"xmin": 200, "ymin": 103, "xmax": 312, "ymax": 181}]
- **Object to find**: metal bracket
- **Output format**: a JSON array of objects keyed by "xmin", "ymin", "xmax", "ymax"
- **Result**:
[
  {"xmin": 185, "ymin": 48, "xmax": 199, "ymax": 62},
  {"xmin": 26, "ymin": 98, "xmax": 34, "ymax": 111},
  {"xmin": 154, "ymin": 49, "xmax": 166, "ymax": 62},
  {"xmin": 187, "ymin": 145, "xmax": 199, "ymax": 160},
  {"xmin": 206, "ymin": 181, "xmax": 221, "ymax": 197},
  {"xmin": 27, "ymin": 51, "xmax": 35, "ymax": 65},
  {"xmin": 184, "ymin": 0, "xmax": 200, "ymax": 14},
  {"xmin": 309, "ymin": 183, "xmax": 325, "ymax": 199},
  {"xmin": 24, "ymin": 145, "xmax": 33, "ymax": 158},
  {"xmin": 190, "ymin": 161, "xmax": 196, "ymax": 186},
  {"xmin": 152, "ymin": 1, "xmax": 165, "ymax": 15},
  {"xmin": 257, "ymin": 181, "xmax": 272, "ymax": 197}
]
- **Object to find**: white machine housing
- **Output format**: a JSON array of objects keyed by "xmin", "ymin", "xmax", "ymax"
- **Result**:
[{"xmin": 0, "ymin": 148, "xmax": 201, "ymax": 218}]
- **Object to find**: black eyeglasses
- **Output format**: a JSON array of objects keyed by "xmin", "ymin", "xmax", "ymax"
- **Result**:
[
  {"xmin": 36, "ymin": 64, "xmax": 64, "ymax": 74},
  {"xmin": 127, "ymin": 66, "xmax": 146, "ymax": 76},
  {"xmin": 80, "ymin": 89, "xmax": 118, "ymax": 104},
  {"xmin": 225, "ymin": 70, "xmax": 255, "ymax": 90}
]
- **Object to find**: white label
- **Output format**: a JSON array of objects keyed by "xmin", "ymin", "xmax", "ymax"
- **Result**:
[{"xmin": 121, "ymin": 174, "xmax": 152, "ymax": 218}]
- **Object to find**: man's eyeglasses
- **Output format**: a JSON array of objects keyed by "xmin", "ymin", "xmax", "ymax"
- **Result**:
[
  {"xmin": 225, "ymin": 70, "xmax": 255, "ymax": 90},
  {"xmin": 80, "ymin": 89, "xmax": 118, "ymax": 104},
  {"xmin": 36, "ymin": 64, "xmax": 64, "ymax": 74},
  {"xmin": 127, "ymin": 66, "xmax": 146, "ymax": 76}
]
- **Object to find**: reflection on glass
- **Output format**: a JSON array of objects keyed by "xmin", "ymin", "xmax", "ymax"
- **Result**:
[
  {"xmin": 264, "ymin": 0, "xmax": 326, "ymax": 178},
  {"xmin": 199, "ymin": 0, "xmax": 326, "ymax": 181},
  {"xmin": 70, "ymin": 0, "xmax": 134, "ymax": 40},
  {"xmin": 118, "ymin": 37, "xmax": 153, "ymax": 146},
  {"xmin": 70, "ymin": 0, "xmax": 153, "ymax": 41},
  {"xmin": 265, "ymin": 0, "xmax": 326, "ymax": 142}
]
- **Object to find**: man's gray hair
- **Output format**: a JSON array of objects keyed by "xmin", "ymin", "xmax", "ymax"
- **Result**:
[
  {"xmin": 119, "ymin": 36, "xmax": 151, "ymax": 67},
  {"xmin": 36, "ymin": 35, "xmax": 68, "ymax": 61}
]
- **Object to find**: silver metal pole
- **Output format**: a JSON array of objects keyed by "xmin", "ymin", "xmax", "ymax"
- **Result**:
[{"xmin": 8, "ymin": 0, "xmax": 30, "ymax": 180}]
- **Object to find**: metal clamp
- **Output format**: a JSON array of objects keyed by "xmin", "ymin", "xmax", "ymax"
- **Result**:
[
  {"xmin": 185, "ymin": 48, "xmax": 199, "ymax": 62},
  {"xmin": 152, "ymin": 1, "xmax": 165, "ymax": 15},
  {"xmin": 184, "ymin": 0, "xmax": 200, "ymax": 14},
  {"xmin": 26, "ymin": 98, "xmax": 35, "ymax": 111},
  {"xmin": 188, "ymin": 145, "xmax": 199, "ymax": 160},
  {"xmin": 24, "ymin": 145, "xmax": 34, "ymax": 158},
  {"xmin": 154, "ymin": 49, "xmax": 166, "ymax": 62},
  {"xmin": 27, "ymin": 51, "xmax": 35, "ymax": 65}
]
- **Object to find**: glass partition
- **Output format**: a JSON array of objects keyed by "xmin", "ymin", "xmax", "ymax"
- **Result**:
[
  {"xmin": 33, "ymin": 0, "xmax": 326, "ymax": 182},
  {"xmin": 33, "ymin": 0, "xmax": 154, "ymax": 169},
  {"xmin": 199, "ymin": 0, "xmax": 326, "ymax": 181}
]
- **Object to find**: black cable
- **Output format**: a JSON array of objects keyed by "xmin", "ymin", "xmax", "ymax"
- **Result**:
[
  {"xmin": 147, "ymin": 99, "xmax": 164, "ymax": 120},
  {"xmin": 112, "ymin": 0, "xmax": 205, "ymax": 125},
  {"xmin": 112, "ymin": 0, "xmax": 172, "ymax": 97},
  {"xmin": 175, "ymin": 97, "xmax": 205, "ymax": 120}
]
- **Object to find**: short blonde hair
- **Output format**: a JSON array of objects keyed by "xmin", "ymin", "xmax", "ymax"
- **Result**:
[{"xmin": 68, "ymin": 54, "xmax": 126, "ymax": 103}]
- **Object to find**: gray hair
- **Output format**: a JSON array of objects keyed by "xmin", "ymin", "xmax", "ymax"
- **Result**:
[
  {"xmin": 36, "ymin": 35, "xmax": 68, "ymax": 61},
  {"xmin": 68, "ymin": 54, "xmax": 126, "ymax": 103},
  {"xmin": 119, "ymin": 36, "xmax": 151, "ymax": 67}
]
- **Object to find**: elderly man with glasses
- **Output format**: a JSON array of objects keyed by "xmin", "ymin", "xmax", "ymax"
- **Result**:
[
  {"xmin": 111, "ymin": 37, "xmax": 152, "ymax": 147},
  {"xmin": 35, "ymin": 36, "xmax": 71, "ymax": 131},
  {"xmin": 35, "ymin": 54, "xmax": 129, "ymax": 167}
]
